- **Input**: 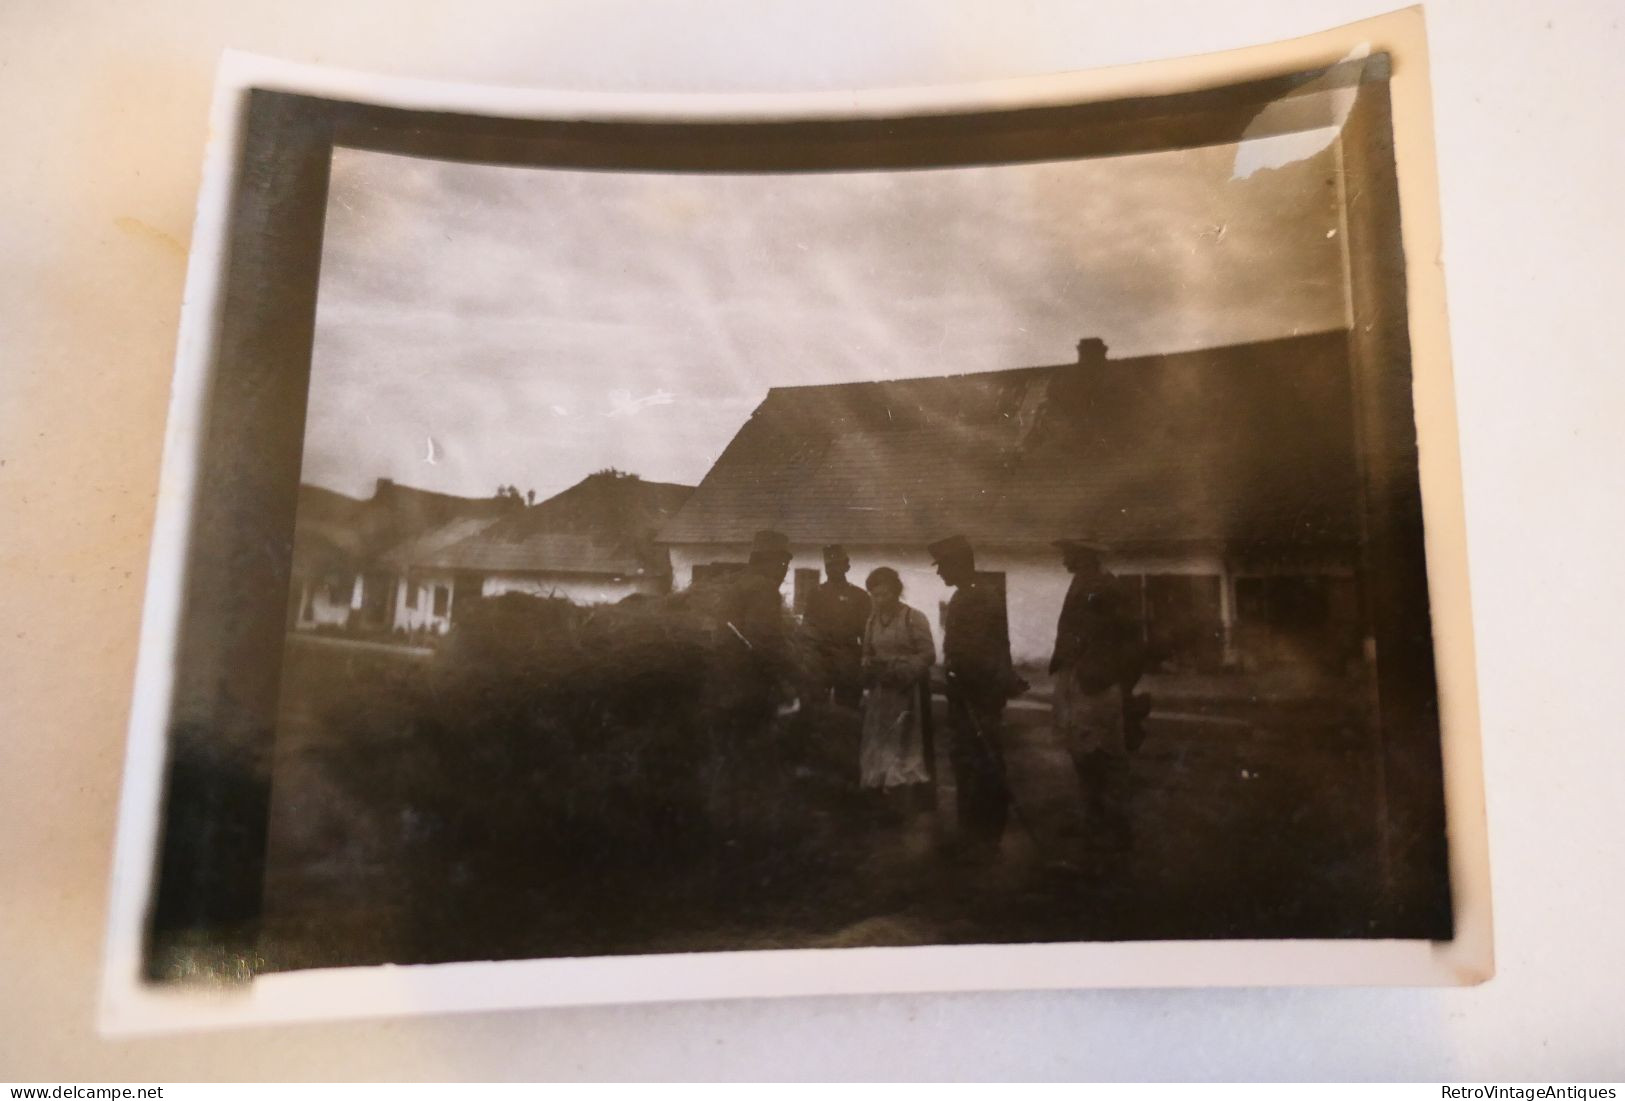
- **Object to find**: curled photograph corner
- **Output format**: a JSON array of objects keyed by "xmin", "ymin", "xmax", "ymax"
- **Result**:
[{"xmin": 1232, "ymin": 44, "xmax": 1371, "ymax": 181}]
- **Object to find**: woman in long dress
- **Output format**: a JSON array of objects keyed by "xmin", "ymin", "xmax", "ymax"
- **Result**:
[{"xmin": 859, "ymin": 567, "xmax": 936, "ymax": 804}]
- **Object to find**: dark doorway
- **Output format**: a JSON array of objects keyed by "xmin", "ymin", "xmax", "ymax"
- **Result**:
[
  {"xmin": 1145, "ymin": 574, "xmax": 1224, "ymax": 671},
  {"xmin": 452, "ymin": 573, "xmax": 484, "ymax": 622},
  {"xmin": 359, "ymin": 571, "xmax": 393, "ymax": 629},
  {"xmin": 1234, "ymin": 574, "xmax": 1348, "ymax": 669}
]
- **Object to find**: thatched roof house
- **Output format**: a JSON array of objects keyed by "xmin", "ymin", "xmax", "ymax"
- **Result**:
[{"xmin": 658, "ymin": 331, "xmax": 1364, "ymax": 669}]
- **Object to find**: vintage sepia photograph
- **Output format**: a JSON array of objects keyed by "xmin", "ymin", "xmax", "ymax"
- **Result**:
[
  {"xmin": 266, "ymin": 139, "xmax": 1416, "ymax": 966},
  {"xmin": 104, "ymin": 12, "xmax": 1488, "ymax": 1029}
]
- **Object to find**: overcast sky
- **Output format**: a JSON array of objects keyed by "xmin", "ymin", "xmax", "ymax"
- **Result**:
[{"xmin": 301, "ymin": 130, "xmax": 1348, "ymax": 501}]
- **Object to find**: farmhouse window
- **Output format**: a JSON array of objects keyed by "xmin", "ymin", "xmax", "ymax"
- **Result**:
[
  {"xmin": 792, "ymin": 568, "xmax": 819, "ymax": 616},
  {"xmin": 1144, "ymin": 573, "xmax": 1224, "ymax": 671}
]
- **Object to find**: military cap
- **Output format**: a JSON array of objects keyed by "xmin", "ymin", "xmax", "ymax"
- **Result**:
[
  {"xmin": 926, "ymin": 534, "xmax": 975, "ymax": 565},
  {"xmin": 749, "ymin": 529, "xmax": 792, "ymax": 558},
  {"xmin": 1052, "ymin": 538, "xmax": 1107, "ymax": 554},
  {"xmin": 822, "ymin": 543, "xmax": 849, "ymax": 562}
]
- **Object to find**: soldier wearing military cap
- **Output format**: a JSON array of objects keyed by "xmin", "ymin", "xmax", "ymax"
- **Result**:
[
  {"xmin": 929, "ymin": 534, "xmax": 1021, "ymax": 858},
  {"xmin": 720, "ymin": 529, "xmax": 795, "ymax": 686},
  {"xmin": 746, "ymin": 529, "xmax": 793, "ymax": 583},
  {"xmin": 803, "ymin": 543, "xmax": 871, "ymax": 709},
  {"xmin": 696, "ymin": 529, "xmax": 799, "ymax": 842},
  {"xmin": 1049, "ymin": 537, "xmax": 1147, "ymax": 851}
]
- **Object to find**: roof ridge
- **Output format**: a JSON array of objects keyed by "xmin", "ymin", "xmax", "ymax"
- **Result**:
[
  {"xmin": 766, "ymin": 363, "xmax": 1055, "ymax": 395},
  {"xmin": 374, "ymin": 482, "xmax": 501, "ymax": 506},
  {"xmin": 658, "ymin": 329, "xmax": 1360, "ymax": 548},
  {"xmin": 762, "ymin": 328, "xmax": 1352, "ymax": 395}
]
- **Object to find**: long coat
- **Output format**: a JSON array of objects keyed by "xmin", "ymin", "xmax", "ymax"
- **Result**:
[
  {"xmin": 1049, "ymin": 571, "xmax": 1137, "ymax": 691},
  {"xmin": 859, "ymin": 603, "xmax": 936, "ymax": 788},
  {"xmin": 942, "ymin": 580, "xmax": 1015, "ymax": 705}
]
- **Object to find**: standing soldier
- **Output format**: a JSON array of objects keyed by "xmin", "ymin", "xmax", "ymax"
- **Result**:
[
  {"xmin": 709, "ymin": 529, "xmax": 797, "ymax": 728},
  {"xmin": 804, "ymin": 544, "xmax": 871, "ymax": 709},
  {"xmin": 928, "ymin": 534, "xmax": 1020, "ymax": 862},
  {"xmin": 697, "ymin": 530, "xmax": 799, "ymax": 858},
  {"xmin": 1048, "ymin": 538, "xmax": 1147, "ymax": 852}
]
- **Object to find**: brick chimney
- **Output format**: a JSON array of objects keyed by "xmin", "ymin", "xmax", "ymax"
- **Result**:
[{"xmin": 1076, "ymin": 337, "xmax": 1109, "ymax": 366}]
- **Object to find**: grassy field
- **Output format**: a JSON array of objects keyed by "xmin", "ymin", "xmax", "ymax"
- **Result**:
[{"xmin": 256, "ymin": 628, "xmax": 1388, "ymax": 972}]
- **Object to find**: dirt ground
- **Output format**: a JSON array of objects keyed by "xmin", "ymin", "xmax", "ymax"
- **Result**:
[{"xmin": 256, "ymin": 636, "xmax": 1389, "ymax": 972}]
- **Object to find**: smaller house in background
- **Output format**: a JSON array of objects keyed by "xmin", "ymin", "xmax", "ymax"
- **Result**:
[
  {"xmin": 386, "ymin": 471, "xmax": 694, "ymax": 624},
  {"xmin": 287, "ymin": 485, "xmax": 372, "ymax": 630},
  {"xmin": 379, "ymin": 515, "xmax": 508, "ymax": 635},
  {"xmin": 287, "ymin": 478, "xmax": 521, "ymax": 636}
]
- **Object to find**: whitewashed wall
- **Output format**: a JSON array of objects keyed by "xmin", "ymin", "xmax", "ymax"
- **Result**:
[
  {"xmin": 291, "ymin": 575, "xmax": 360, "ymax": 629},
  {"xmin": 393, "ymin": 572, "xmax": 457, "ymax": 634},
  {"xmin": 482, "ymin": 571, "xmax": 665, "ymax": 606},
  {"xmin": 667, "ymin": 542, "xmax": 1227, "ymax": 667},
  {"xmin": 387, "ymin": 571, "xmax": 671, "ymax": 634}
]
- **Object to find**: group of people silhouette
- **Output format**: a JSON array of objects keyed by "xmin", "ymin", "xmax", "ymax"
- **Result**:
[{"xmin": 709, "ymin": 529, "xmax": 1149, "ymax": 863}]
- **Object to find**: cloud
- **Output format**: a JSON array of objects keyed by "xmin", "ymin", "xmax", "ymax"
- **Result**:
[
  {"xmin": 605, "ymin": 389, "xmax": 677, "ymax": 417},
  {"xmin": 303, "ymin": 138, "xmax": 1346, "ymax": 498}
]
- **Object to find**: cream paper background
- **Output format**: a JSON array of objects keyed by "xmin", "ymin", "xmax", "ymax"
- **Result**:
[{"xmin": 2, "ymin": 0, "xmax": 1620, "ymax": 1080}]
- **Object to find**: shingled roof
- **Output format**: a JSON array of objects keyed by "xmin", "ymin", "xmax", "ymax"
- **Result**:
[
  {"xmin": 291, "ymin": 480, "xmax": 521, "ymax": 576},
  {"xmin": 405, "ymin": 472, "xmax": 694, "ymax": 577},
  {"xmin": 656, "ymin": 330, "xmax": 1363, "ymax": 551},
  {"xmin": 359, "ymin": 479, "xmax": 521, "ymax": 558},
  {"xmin": 290, "ymin": 485, "xmax": 369, "ymax": 576},
  {"xmin": 379, "ymin": 514, "xmax": 507, "ymax": 571}
]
